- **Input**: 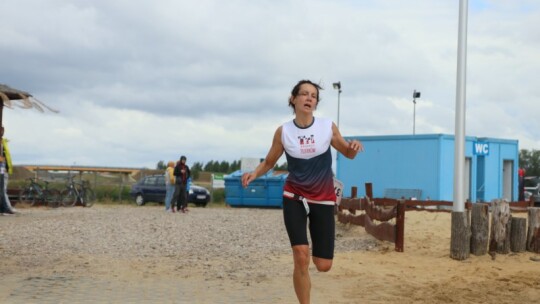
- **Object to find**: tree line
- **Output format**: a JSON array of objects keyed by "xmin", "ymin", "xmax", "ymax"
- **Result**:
[
  {"xmin": 156, "ymin": 159, "xmax": 288, "ymax": 178},
  {"xmin": 519, "ymin": 149, "xmax": 540, "ymax": 177}
]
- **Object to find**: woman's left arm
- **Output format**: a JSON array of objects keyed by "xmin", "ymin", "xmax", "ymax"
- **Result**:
[{"xmin": 330, "ymin": 123, "xmax": 364, "ymax": 159}]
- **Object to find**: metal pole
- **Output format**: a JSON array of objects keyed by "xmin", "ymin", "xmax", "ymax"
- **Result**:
[
  {"xmin": 337, "ymin": 90, "xmax": 341, "ymax": 129},
  {"xmin": 413, "ymin": 100, "xmax": 416, "ymax": 135},
  {"xmin": 453, "ymin": 0, "xmax": 468, "ymax": 212}
]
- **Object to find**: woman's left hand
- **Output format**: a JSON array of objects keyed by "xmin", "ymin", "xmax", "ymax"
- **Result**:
[{"xmin": 348, "ymin": 140, "xmax": 364, "ymax": 153}]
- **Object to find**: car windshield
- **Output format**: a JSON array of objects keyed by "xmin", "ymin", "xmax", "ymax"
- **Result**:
[
  {"xmin": 524, "ymin": 177, "xmax": 540, "ymax": 188},
  {"xmin": 143, "ymin": 176, "xmax": 159, "ymax": 185}
]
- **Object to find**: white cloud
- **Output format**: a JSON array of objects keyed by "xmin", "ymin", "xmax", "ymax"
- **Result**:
[{"xmin": 2, "ymin": 0, "xmax": 539, "ymax": 168}]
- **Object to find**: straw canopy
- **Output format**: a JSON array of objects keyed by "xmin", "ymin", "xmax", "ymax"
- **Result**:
[{"xmin": 0, "ymin": 84, "xmax": 58, "ymax": 113}]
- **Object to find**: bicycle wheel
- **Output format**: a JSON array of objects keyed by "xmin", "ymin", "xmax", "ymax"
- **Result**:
[
  {"xmin": 18, "ymin": 188, "xmax": 37, "ymax": 206},
  {"xmin": 45, "ymin": 189, "xmax": 61, "ymax": 208},
  {"xmin": 82, "ymin": 189, "xmax": 96, "ymax": 207},
  {"xmin": 60, "ymin": 189, "xmax": 77, "ymax": 207}
]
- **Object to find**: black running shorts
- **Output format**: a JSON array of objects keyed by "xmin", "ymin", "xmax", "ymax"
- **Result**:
[{"xmin": 282, "ymin": 197, "xmax": 335, "ymax": 259}]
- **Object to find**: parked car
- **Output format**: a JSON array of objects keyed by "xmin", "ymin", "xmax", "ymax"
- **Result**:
[
  {"xmin": 524, "ymin": 176, "xmax": 540, "ymax": 207},
  {"xmin": 130, "ymin": 174, "xmax": 211, "ymax": 207}
]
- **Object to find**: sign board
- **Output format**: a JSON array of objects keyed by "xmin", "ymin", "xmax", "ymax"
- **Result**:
[
  {"xmin": 334, "ymin": 178, "xmax": 344, "ymax": 205},
  {"xmin": 241, "ymin": 157, "xmax": 262, "ymax": 172},
  {"xmin": 212, "ymin": 173, "xmax": 225, "ymax": 189},
  {"xmin": 473, "ymin": 142, "xmax": 489, "ymax": 156}
]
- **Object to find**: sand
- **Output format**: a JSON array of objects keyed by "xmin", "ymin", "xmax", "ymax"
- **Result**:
[{"xmin": 1, "ymin": 205, "xmax": 539, "ymax": 303}]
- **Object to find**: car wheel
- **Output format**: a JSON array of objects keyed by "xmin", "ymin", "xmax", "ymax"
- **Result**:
[{"xmin": 135, "ymin": 194, "xmax": 145, "ymax": 206}]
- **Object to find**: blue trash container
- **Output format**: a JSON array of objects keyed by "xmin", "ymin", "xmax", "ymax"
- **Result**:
[{"xmin": 224, "ymin": 170, "xmax": 288, "ymax": 207}]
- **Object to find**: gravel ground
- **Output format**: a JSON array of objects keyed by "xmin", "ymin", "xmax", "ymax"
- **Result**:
[{"xmin": 1, "ymin": 205, "xmax": 378, "ymax": 272}]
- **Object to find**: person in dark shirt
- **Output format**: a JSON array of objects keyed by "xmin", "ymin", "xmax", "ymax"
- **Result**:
[{"xmin": 173, "ymin": 155, "xmax": 191, "ymax": 213}]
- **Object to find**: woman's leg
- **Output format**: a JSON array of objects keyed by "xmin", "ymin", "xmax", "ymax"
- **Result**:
[
  {"xmin": 312, "ymin": 256, "xmax": 333, "ymax": 272},
  {"xmin": 172, "ymin": 184, "xmax": 180, "ymax": 212},
  {"xmin": 181, "ymin": 185, "xmax": 188, "ymax": 211},
  {"xmin": 309, "ymin": 204, "xmax": 335, "ymax": 272},
  {"xmin": 165, "ymin": 185, "xmax": 173, "ymax": 211},
  {"xmin": 292, "ymin": 245, "xmax": 311, "ymax": 304},
  {"xmin": 3, "ymin": 173, "xmax": 14, "ymax": 211},
  {"xmin": 283, "ymin": 198, "xmax": 311, "ymax": 303}
]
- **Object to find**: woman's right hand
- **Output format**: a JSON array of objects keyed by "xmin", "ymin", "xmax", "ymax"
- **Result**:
[{"xmin": 242, "ymin": 172, "xmax": 256, "ymax": 188}]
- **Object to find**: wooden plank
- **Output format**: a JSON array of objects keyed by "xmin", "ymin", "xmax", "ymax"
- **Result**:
[
  {"xmin": 450, "ymin": 211, "xmax": 471, "ymax": 260},
  {"xmin": 372, "ymin": 198, "xmax": 399, "ymax": 207},
  {"xmin": 365, "ymin": 197, "xmax": 396, "ymax": 221},
  {"xmin": 365, "ymin": 183, "xmax": 373, "ymax": 200},
  {"xmin": 337, "ymin": 212, "xmax": 365, "ymax": 227},
  {"xmin": 470, "ymin": 203, "xmax": 489, "ymax": 256},
  {"xmin": 489, "ymin": 199, "xmax": 511, "ymax": 254},
  {"xmin": 340, "ymin": 198, "xmax": 362, "ymax": 210},
  {"xmin": 527, "ymin": 207, "xmax": 540, "ymax": 253},
  {"xmin": 510, "ymin": 217, "xmax": 527, "ymax": 252},
  {"xmin": 24, "ymin": 165, "xmax": 137, "ymax": 174},
  {"xmin": 364, "ymin": 215, "xmax": 395, "ymax": 243},
  {"xmin": 395, "ymin": 200, "xmax": 405, "ymax": 252}
]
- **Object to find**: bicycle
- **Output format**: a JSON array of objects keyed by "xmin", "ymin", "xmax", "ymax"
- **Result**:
[
  {"xmin": 61, "ymin": 178, "xmax": 96, "ymax": 207},
  {"xmin": 18, "ymin": 178, "xmax": 61, "ymax": 207}
]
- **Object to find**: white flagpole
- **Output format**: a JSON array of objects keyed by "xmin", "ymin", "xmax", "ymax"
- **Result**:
[{"xmin": 453, "ymin": 0, "xmax": 468, "ymax": 212}]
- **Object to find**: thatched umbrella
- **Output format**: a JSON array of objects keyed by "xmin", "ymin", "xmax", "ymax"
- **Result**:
[
  {"xmin": 0, "ymin": 84, "xmax": 57, "ymax": 212},
  {"xmin": 0, "ymin": 83, "xmax": 58, "ymax": 121}
]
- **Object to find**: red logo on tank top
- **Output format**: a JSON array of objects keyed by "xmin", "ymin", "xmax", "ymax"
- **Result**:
[{"xmin": 298, "ymin": 135, "xmax": 316, "ymax": 154}]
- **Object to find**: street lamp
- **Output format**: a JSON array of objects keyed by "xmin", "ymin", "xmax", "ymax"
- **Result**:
[
  {"xmin": 412, "ymin": 90, "xmax": 421, "ymax": 135},
  {"xmin": 333, "ymin": 82, "xmax": 342, "ymax": 128}
]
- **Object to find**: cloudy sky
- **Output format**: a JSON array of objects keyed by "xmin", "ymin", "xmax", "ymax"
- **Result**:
[{"xmin": 1, "ymin": 0, "xmax": 539, "ymax": 169}]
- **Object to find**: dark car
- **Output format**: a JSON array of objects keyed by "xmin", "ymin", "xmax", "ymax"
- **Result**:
[
  {"xmin": 130, "ymin": 174, "xmax": 211, "ymax": 207},
  {"xmin": 524, "ymin": 176, "xmax": 540, "ymax": 206}
]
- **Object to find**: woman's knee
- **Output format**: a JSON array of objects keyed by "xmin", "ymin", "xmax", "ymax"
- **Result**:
[
  {"xmin": 292, "ymin": 245, "xmax": 310, "ymax": 268},
  {"xmin": 313, "ymin": 257, "xmax": 332, "ymax": 272}
]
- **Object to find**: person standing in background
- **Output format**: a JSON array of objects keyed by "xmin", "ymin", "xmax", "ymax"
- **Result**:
[
  {"xmin": 518, "ymin": 167, "xmax": 525, "ymax": 201},
  {"xmin": 0, "ymin": 126, "xmax": 16, "ymax": 215},
  {"xmin": 174, "ymin": 156, "xmax": 191, "ymax": 213},
  {"xmin": 164, "ymin": 161, "xmax": 176, "ymax": 212}
]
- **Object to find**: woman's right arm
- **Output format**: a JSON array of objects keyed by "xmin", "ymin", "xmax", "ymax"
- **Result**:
[{"xmin": 242, "ymin": 126, "xmax": 284, "ymax": 187}]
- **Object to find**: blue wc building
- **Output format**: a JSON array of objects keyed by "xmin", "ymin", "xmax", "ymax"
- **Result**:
[{"xmin": 336, "ymin": 134, "xmax": 519, "ymax": 203}]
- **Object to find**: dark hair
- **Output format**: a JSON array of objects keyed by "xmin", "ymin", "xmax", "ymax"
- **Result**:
[
  {"xmin": 180, "ymin": 155, "xmax": 186, "ymax": 161},
  {"xmin": 288, "ymin": 80, "xmax": 323, "ymax": 112}
]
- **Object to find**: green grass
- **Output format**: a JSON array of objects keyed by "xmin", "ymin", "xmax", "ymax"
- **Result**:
[{"xmin": 10, "ymin": 177, "xmax": 227, "ymax": 207}]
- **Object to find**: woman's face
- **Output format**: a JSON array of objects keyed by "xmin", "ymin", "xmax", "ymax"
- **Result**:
[{"xmin": 292, "ymin": 83, "xmax": 318, "ymax": 114}]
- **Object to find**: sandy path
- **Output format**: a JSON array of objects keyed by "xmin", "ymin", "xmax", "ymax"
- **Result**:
[{"xmin": 1, "ymin": 205, "xmax": 539, "ymax": 303}]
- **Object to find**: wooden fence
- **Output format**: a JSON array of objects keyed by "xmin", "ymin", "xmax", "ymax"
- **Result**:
[
  {"xmin": 337, "ymin": 183, "xmax": 536, "ymax": 253},
  {"xmin": 337, "ymin": 183, "xmax": 405, "ymax": 252}
]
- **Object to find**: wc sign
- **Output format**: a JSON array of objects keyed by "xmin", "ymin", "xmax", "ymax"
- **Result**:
[{"xmin": 473, "ymin": 142, "xmax": 490, "ymax": 156}]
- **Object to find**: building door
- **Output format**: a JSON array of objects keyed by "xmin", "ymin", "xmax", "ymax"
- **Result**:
[
  {"xmin": 503, "ymin": 160, "xmax": 514, "ymax": 201},
  {"xmin": 476, "ymin": 156, "xmax": 485, "ymax": 202}
]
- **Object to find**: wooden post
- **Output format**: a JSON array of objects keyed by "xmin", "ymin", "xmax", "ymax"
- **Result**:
[
  {"xmin": 365, "ymin": 183, "xmax": 373, "ymax": 200},
  {"xmin": 348, "ymin": 186, "xmax": 358, "ymax": 215},
  {"xmin": 395, "ymin": 199, "xmax": 405, "ymax": 252},
  {"xmin": 489, "ymin": 199, "xmax": 511, "ymax": 254},
  {"xmin": 510, "ymin": 217, "xmax": 527, "ymax": 252},
  {"xmin": 351, "ymin": 186, "xmax": 357, "ymax": 198},
  {"xmin": 470, "ymin": 203, "xmax": 489, "ymax": 256},
  {"xmin": 450, "ymin": 211, "xmax": 471, "ymax": 260},
  {"xmin": 527, "ymin": 207, "xmax": 540, "ymax": 253}
]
